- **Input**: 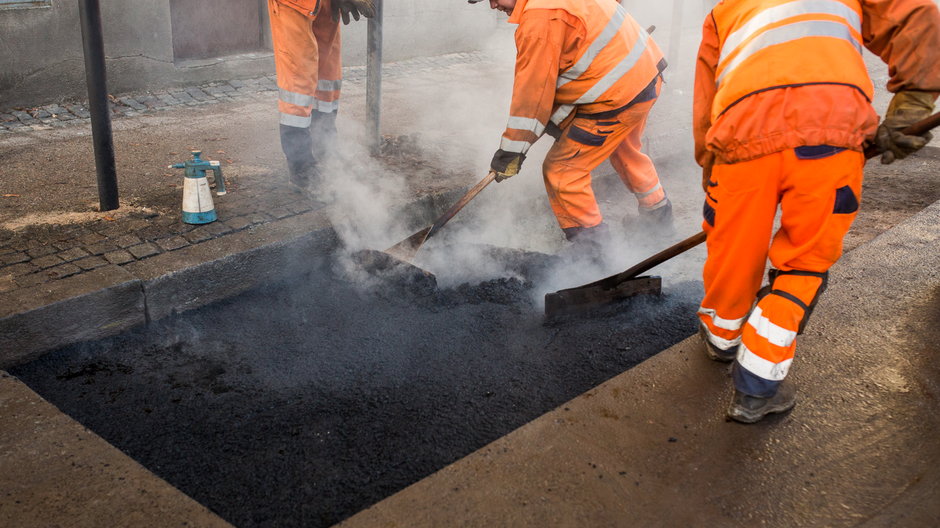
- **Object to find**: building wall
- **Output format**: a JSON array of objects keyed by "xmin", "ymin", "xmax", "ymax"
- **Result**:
[{"xmin": 0, "ymin": 0, "xmax": 499, "ymax": 108}]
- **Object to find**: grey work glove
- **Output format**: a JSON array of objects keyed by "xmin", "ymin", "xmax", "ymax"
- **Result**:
[
  {"xmin": 332, "ymin": 0, "xmax": 375, "ymax": 24},
  {"xmin": 490, "ymin": 149, "xmax": 525, "ymax": 182},
  {"xmin": 875, "ymin": 91, "xmax": 936, "ymax": 164}
]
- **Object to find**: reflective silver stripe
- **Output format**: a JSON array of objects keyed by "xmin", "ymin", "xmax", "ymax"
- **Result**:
[
  {"xmin": 500, "ymin": 137, "xmax": 533, "ymax": 154},
  {"xmin": 506, "ymin": 116, "xmax": 546, "ymax": 136},
  {"xmin": 279, "ymin": 88, "xmax": 314, "ymax": 107},
  {"xmin": 279, "ymin": 112, "xmax": 312, "ymax": 128},
  {"xmin": 634, "ymin": 182, "xmax": 662, "ymax": 199},
  {"xmin": 314, "ymin": 99, "xmax": 339, "ymax": 113},
  {"xmin": 747, "ymin": 306, "xmax": 797, "ymax": 348},
  {"xmin": 717, "ymin": 20, "xmax": 861, "ymax": 86},
  {"xmin": 698, "ymin": 309, "xmax": 744, "ymax": 349},
  {"xmin": 737, "ymin": 343, "xmax": 793, "ymax": 381},
  {"xmin": 558, "ymin": 3, "xmax": 627, "ymax": 88},
  {"xmin": 550, "ymin": 104, "xmax": 575, "ymax": 126},
  {"xmin": 698, "ymin": 307, "xmax": 747, "ymax": 332},
  {"xmin": 317, "ymin": 79, "xmax": 343, "ymax": 91},
  {"xmin": 642, "ymin": 196, "xmax": 670, "ymax": 210},
  {"xmin": 573, "ymin": 28, "xmax": 649, "ymax": 105},
  {"xmin": 710, "ymin": 332, "xmax": 741, "ymax": 351},
  {"xmin": 720, "ymin": 0, "xmax": 861, "ymax": 65}
]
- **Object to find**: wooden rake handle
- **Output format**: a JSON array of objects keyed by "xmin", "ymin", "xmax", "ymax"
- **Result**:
[{"xmin": 426, "ymin": 171, "xmax": 497, "ymax": 240}]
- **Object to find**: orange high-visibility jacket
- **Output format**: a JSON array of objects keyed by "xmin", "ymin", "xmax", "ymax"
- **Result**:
[
  {"xmin": 694, "ymin": 0, "xmax": 940, "ymax": 166},
  {"xmin": 499, "ymin": 0, "xmax": 664, "ymax": 157}
]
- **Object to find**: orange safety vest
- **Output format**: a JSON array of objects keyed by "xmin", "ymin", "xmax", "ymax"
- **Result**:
[
  {"xmin": 501, "ymin": 0, "xmax": 664, "ymax": 156},
  {"xmin": 710, "ymin": 0, "xmax": 873, "ymax": 122}
]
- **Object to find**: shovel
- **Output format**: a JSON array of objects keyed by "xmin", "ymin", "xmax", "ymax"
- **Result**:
[
  {"xmin": 544, "ymin": 111, "xmax": 940, "ymax": 319},
  {"xmin": 384, "ymin": 170, "xmax": 497, "ymax": 263},
  {"xmin": 545, "ymin": 231, "xmax": 706, "ymax": 319}
]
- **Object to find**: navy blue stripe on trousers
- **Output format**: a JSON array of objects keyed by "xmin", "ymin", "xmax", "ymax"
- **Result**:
[
  {"xmin": 733, "ymin": 361, "xmax": 781, "ymax": 398},
  {"xmin": 703, "ymin": 200, "xmax": 716, "ymax": 226}
]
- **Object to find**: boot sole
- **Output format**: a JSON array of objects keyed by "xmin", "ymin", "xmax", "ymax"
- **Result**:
[{"xmin": 727, "ymin": 397, "xmax": 797, "ymax": 424}]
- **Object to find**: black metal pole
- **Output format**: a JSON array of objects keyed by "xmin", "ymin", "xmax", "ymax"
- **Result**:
[
  {"xmin": 366, "ymin": 0, "xmax": 383, "ymax": 155},
  {"xmin": 78, "ymin": 0, "xmax": 119, "ymax": 211}
]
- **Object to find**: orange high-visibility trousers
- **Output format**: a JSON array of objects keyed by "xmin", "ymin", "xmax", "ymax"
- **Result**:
[
  {"xmin": 542, "ymin": 78, "xmax": 666, "ymax": 230},
  {"xmin": 698, "ymin": 146, "xmax": 864, "ymax": 396},
  {"xmin": 268, "ymin": 0, "xmax": 342, "ymax": 129}
]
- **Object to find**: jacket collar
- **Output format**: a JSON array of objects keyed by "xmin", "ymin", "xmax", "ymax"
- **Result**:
[{"xmin": 507, "ymin": 0, "xmax": 530, "ymax": 24}]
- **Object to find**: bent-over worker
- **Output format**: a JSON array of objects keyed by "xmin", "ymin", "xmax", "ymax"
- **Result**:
[
  {"xmin": 471, "ymin": 0, "xmax": 674, "ymax": 253},
  {"xmin": 694, "ymin": 0, "xmax": 940, "ymax": 423}
]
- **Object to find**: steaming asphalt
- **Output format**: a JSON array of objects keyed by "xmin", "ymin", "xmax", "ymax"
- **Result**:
[{"xmin": 11, "ymin": 249, "xmax": 701, "ymax": 527}]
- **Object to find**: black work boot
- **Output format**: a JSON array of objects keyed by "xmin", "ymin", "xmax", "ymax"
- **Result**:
[
  {"xmin": 561, "ymin": 223, "xmax": 610, "ymax": 266},
  {"xmin": 280, "ymin": 124, "xmax": 326, "ymax": 198},
  {"xmin": 288, "ymin": 161, "xmax": 324, "ymax": 196},
  {"xmin": 727, "ymin": 382, "xmax": 797, "ymax": 424},
  {"xmin": 634, "ymin": 198, "xmax": 676, "ymax": 239},
  {"xmin": 698, "ymin": 323, "xmax": 736, "ymax": 363},
  {"xmin": 310, "ymin": 110, "xmax": 338, "ymax": 162}
]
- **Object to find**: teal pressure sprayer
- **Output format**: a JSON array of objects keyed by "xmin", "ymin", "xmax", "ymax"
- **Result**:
[{"xmin": 168, "ymin": 150, "xmax": 226, "ymax": 224}]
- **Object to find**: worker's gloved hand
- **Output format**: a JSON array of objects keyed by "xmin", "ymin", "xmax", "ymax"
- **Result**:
[
  {"xmin": 490, "ymin": 149, "xmax": 525, "ymax": 182},
  {"xmin": 331, "ymin": 0, "xmax": 375, "ymax": 24},
  {"xmin": 875, "ymin": 91, "xmax": 936, "ymax": 164}
]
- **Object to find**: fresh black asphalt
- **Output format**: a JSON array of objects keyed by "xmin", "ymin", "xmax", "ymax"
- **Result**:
[{"xmin": 11, "ymin": 253, "xmax": 701, "ymax": 527}]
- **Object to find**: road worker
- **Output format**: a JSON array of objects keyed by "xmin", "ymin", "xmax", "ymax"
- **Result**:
[
  {"xmin": 694, "ymin": 0, "xmax": 940, "ymax": 423},
  {"xmin": 470, "ymin": 0, "xmax": 674, "ymax": 254},
  {"xmin": 267, "ymin": 0, "xmax": 374, "ymax": 196}
]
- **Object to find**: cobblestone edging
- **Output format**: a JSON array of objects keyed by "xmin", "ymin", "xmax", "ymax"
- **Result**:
[
  {"xmin": 0, "ymin": 187, "xmax": 320, "ymax": 293},
  {"xmin": 0, "ymin": 51, "xmax": 491, "ymax": 134}
]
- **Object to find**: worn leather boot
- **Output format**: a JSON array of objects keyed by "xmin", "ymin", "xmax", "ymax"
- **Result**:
[
  {"xmin": 561, "ymin": 223, "xmax": 610, "ymax": 266},
  {"xmin": 288, "ymin": 161, "xmax": 324, "ymax": 195},
  {"xmin": 636, "ymin": 198, "xmax": 675, "ymax": 238},
  {"xmin": 727, "ymin": 382, "xmax": 797, "ymax": 424},
  {"xmin": 280, "ymin": 124, "xmax": 327, "ymax": 198}
]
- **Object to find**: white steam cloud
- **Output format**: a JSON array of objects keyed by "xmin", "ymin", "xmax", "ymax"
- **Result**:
[{"xmin": 322, "ymin": 1, "xmax": 713, "ymax": 304}]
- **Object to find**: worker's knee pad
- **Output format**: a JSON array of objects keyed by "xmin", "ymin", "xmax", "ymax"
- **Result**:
[{"xmin": 756, "ymin": 269, "xmax": 828, "ymax": 334}]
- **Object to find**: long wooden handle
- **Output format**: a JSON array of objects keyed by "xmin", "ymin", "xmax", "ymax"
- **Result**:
[
  {"xmin": 426, "ymin": 171, "xmax": 497, "ymax": 239},
  {"xmin": 580, "ymin": 230, "xmax": 706, "ymax": 291}
]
